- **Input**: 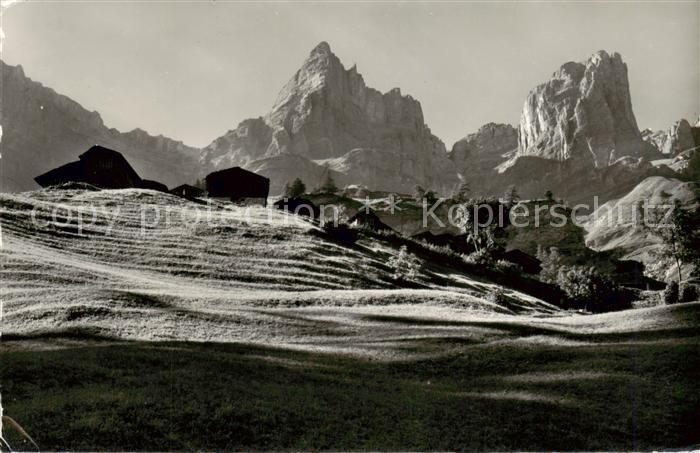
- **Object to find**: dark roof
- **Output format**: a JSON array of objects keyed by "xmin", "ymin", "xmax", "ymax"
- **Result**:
[
  {"xmin": 79, "ymin": 145, "xmax": 124, "ymax": 159},
  {"xmin": 272, "ymin": 197, "xmax": 320, "ymax": 218},
  {"xmin": 348, "ymin": 210, "xmax": 392, "ymax": 231},
  {"xmin": 205, "ymin": 166, "xmax": 269, "ymax": 183},
  {"xmin": 141, "ymin": 179, "xmax": 169, "ymax": 192},
  {"xmin": 35, "ymin": 161, "xmax": 84, "ymax": 187},
  {"xmin": 34, "ymin": 145, "xmax": 142, "ymax": 189},
  {"xmin": 501, "ymin": 249, "xmax": 542, "ymax": 274},
  {"xmin": 205, "ymin": 167, "xmax": 270, "ymax": 201},
  {"xmin": 170, "ymin": 184, "xmax": 204, "ymax": 194}
]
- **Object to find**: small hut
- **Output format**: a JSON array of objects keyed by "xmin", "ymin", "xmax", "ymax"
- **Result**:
[
  {"xmin": 348, "ymin": 210, "xmax": 392, "ymax": 232},
  {"xmin": 272, "ymin": 197, "xmax": 320, "ymax": 218},
  {"xmin": 170, "ymin": 184, "xmax": 204, "ymax": 199},
  {"xmin": 205, "ymin": 167, "xmax": 269, "ymax": 206},
  {"xmin": 501, "ymin": 249, "xmax": 542, "ymax": 275}
]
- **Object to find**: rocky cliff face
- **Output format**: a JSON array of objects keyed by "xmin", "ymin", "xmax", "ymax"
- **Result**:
[
  {"xmin": 642, "ymin": 119, "xmax": 698, "ymax": 156},
  {"xmin": 454, "ymin": 51, "xmax": 675, "ymax": 206},
  {"xmin": 202, "ymin": 42, "xmax": 458, "ymax": 194},
  {"xmin": 517, "ymin": 51, "xmax": 655, "ymax": 168},
  {"xmin": 0, "ymin": 60, "xmax": 200, "ymax": 192},
  {"xmin": 448, "ymin": 123, "xmax": 518, "ymax": 175}
]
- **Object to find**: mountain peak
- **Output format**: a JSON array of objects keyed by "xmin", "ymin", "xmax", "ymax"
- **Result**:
[
  {"xmin": 518, "ymin": 50, "xmax": 643, "ymax": 167},
  {"xmin": 311, "ymin": 41, "xmax": 332, "ymax": 55}
]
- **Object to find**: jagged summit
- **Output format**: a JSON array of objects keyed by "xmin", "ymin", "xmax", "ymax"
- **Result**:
[
  {"xmin": 517, "ymin": 50, "xmax": 653, "ymax": 168},
  {"xmin": 311, "ymin": 40, "xmax": 332, "ymax": 55},
  {"xmin": 202, "ymin": 41, "xmax": 457, "ymax": 194}
]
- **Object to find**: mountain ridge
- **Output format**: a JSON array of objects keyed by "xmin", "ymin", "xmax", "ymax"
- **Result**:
[
  {"xmin": 1, "ymin": 45, "xmax": 692, "ymax": 199},
  {"xmin": 0, "ymin": 60, "xmax": 201, "ymax": 192},
  {"xmin": 201, "ymin": 42, "xmax": 459, "ymax": 194}
]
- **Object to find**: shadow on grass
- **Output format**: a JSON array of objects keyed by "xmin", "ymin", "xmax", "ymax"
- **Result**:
[
  {"xmin": 360, "ymin": 313, "xmax": 700, "ymax": 344},
  {"xmin": 1, "ymin": 333, "xmax": 698, "ymax": 451}
]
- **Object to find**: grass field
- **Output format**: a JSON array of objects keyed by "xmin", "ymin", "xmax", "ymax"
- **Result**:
[
  {"xmin": 1, "ymin": 188, "xmax": 698, "ymax": 450},
  {"xmin": 2, "ymin": 307, "xmax": 699, "ymax": 451}
]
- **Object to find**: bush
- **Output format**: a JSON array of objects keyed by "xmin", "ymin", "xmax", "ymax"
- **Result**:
[
  {"xmin": 679, "ymin": 284, "xmax": 698, "ymax": 303},
  {"xmin": 537, "ymin": 246, "xmax": 563, "ymax": 284},
  {"xmin": 487, "ymin": 288, "xmax": 509, "ymax": 305},
  {"xmin": 387, "ymin": 245, "xmax": 421, "ymax": 281},
  {"xmin": 663, "ymin": 281, "xmax": 679, "ymax": 305},
  {"xmin": 495, "ymin": 259, "xmax": 523, "ymax": 276},
  {"xmin": 556, "ymin": 266, "xmax": 629, "ymax": 312},
  {"xmin": 463, "ymin": 249, "xmax": 495, "ymax": 267}
]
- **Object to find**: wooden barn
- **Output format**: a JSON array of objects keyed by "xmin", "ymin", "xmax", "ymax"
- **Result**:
[
  {"xmin": 501, "ymin": 249, "xmax": 542, "ymax": 275},
  {"xmin": 170, "ymin": 184, "xmax": 204, "ymax": 199},
  {"xmin": 35, "ymin": 145, "xmax": 143, "ymax": 189},
  {"xmin": 141, "ymin": 179, "xmax": 169, "ymax": 192},
  {"xmin": 348, "ymin": 209, "xmax": 392, "ymax": 232},
  {"xmin": 205, "ymin": 167, "xmax": 270, "ymax": 206}
]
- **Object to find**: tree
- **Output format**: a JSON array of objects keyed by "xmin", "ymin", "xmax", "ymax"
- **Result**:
[
  {"xmin": 680, "ymin": 284, "xmax": 698, "ymax": 303},
  {"xmin": 387, "ymin": 245, "xmax": 420, "ymax": 281},
  {"xmin": 545, "ymin": 190, "xmax": 554, "ymax": 202},
  {"xmin": 413, "ymin": 185, "xmax": 426, "ymax": 203},
  {"xmin": 663, "ymin": 281, "xmax": 679, "ymax": 305},
  {"xmin": 537, "ymin": 246, "xmax": 563, "ymax": 284},
  {"xmin": 318, "ymin": 172, "xmax": 338, "ymax": 194},
  {"xmin": 194, "ymin": 178, "xmax": 205, "ymax": 190},
  {"xmin": 284, "ymin": 178, "xmax": 306, "ymax": 198},
  {"xmin": 453, "ymin": 182, "xmax": 471, "ymax": 203},
  {"xmin": 413, "ymin": 185, "xmax": 437, "ymax": 204},
  {"xmin": 503, "ymin": 185, "xmax": 520, "ymax": 205},
  {"xmin": 457, "ymin": 198, "xmax": 508, "ymax": 253},
  {"xmin": 424, "ymin": 190, "xmax": 438, "ymax": 205},
  {"xmin": 643, "ymin": 199, "xmax": 700, "ymax": 285},
  {"xmin": 316, "ymin": 166, "xmax": 338, "ymax": 194}
]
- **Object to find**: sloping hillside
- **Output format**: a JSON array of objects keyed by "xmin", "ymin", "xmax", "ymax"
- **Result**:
[
  {"xmin": 1, "ymin": 187, "xmax": 558, "ymax": 350},
  {"xmin": 2, "ymin": 188, "xmax": 699, "ymax": 451},
  {"xmin": 583, "ymin": 176, "xmax": 699, "ymax": 280}
]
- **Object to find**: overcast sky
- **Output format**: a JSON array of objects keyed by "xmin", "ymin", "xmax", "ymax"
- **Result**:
[{"xmin": 3, "ymin": 1, "xmax": 698, "ymax": 148}]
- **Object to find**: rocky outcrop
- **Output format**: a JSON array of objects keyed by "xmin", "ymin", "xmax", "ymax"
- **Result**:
[
  {"xmin": 641, "ymin": 128, "xmax": 668, "ymax": 154},
  {"xmin": 583, "ymin": 176, "xmax": 699, "ymax": 282},
  {"xmin": 448, "ymin": 123, "xmax": 517, "ymax": 175},
  {"xmin": 201, "ymin": 42, "xmax": 458, "ymax": 194},
  {"xmin": 452, "ymin": 51, "xmax": 676, "ymax": 206},
  {"xmin": 643, "ymin": 119, "xmax": 697, "ymax": 156},
  {"xmin": 517, "ymin": 51, "xmax": 656, "ymax": 168},
  {"xmin": 0, "ymin": 60, "xmax": 201, "ymax": 192}
]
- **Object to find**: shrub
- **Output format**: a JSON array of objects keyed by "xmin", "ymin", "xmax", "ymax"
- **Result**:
[
  {"xmin": 387, "ymin": 245, "xmax": 421, "ymax": 281},
  {"xmin": 556, "ymin": 266, "xmax": 628, "ymax": 312},
  {"xmin": 488, "ymin": 288, "xmax": 509, "ymax": 305},
  {"xmin": 679, "ymin": 284, "xmax": 698, "ymax": 303},
  {"xmin": 495, "ymin": 259, "xmax": 523, "ymax": 276},
  {"xmin": 537, "ymin": 246, "xmax": 563, "ymax": 284},
  {"xmin": 663, "ymin": 281, "xmax": 679, "ymax": 305},
  {"xmin": 463, "ymin": 249, "xmax": 495, "ymax": 267}
]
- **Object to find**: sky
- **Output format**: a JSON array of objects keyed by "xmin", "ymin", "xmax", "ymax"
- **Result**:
[{"xmin": 2, "ymin": 1, "xmax": 698, "ymax": 148}]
